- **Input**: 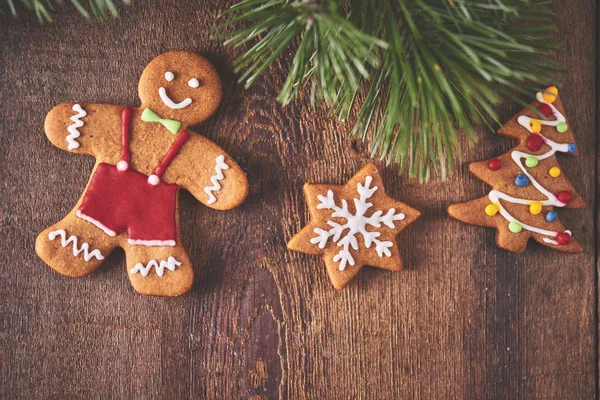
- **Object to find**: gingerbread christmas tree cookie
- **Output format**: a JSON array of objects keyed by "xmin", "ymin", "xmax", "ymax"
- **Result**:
[
  {"xmin": 35, "ymin": 51, "xmax": 249, "ymax": 296},
  {"xmin": 288, "ymin": 163, "xmax": 420, "ymax": 290},
  {"xmin": 448, "ymin": 86, "xmax": 585, "ymax": 253}
]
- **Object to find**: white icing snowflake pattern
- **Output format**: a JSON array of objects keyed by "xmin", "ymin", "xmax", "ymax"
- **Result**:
[{"xmin": 310, "ymin": 176, "xmax": 406, "ymax": 271}]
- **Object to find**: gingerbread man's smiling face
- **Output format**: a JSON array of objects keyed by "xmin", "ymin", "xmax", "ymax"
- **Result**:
[{"xmin": 138, "ymin": 51, "xmax": 222, "ymax": 127}]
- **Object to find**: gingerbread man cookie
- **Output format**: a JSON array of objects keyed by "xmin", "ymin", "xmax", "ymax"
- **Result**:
[
  {"xmin": 36, "ymin": 51, "xmax": 249, "ymax": 296},
  {"xmin": 288, "ymin": 163, "xmax": 420, "ymax": 290},
  {"xmin": 448, "ymin": 86, "xmax": 585, "ymax": 253}
]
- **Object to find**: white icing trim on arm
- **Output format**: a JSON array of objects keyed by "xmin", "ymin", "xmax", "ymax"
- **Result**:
[
  {"xmin": 66, "ymin": 104, "xmax": 87, "ymax": 150},
  {"xmin": 130, "ymin": 256, "xmax": 181, "ymax": 277},
  {"xmin": 48, "ymin": 229, "xmax": 104, "ymax": 262},
  {"xmin": 204, "ymin": 155, "xmax": 230, "ymax": 205},
  {"xmin": 158, "ymin": 87, "xmax": 192, "ymax": 109}
]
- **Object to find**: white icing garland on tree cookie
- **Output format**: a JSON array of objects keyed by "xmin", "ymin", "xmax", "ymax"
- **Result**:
[
  {"xmin": 485, "ymin": 87, "xmax": 576, "ymax": 245},
  {"xmin": 310, "ymin": 175, "xmax": 405, "ymax": 271}
]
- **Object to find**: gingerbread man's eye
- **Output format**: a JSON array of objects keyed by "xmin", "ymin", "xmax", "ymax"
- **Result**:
[
  {"xmin": 188, "ymin": 78, "xmax": 199, "ymax": 88},
  {"xmin": 165, "ymin": 71, "xmax": 175, "ymax": 82}
]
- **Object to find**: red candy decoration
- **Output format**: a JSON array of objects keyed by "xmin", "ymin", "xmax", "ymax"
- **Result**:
[
  {"xmin": 537, "ymin": 103, "xmax": 554, "ymax": 118},
  {"xmin": 488, "ymin": 159, "xmax": 501, "ymax": 171},
  {"xmin": 556, "ymin": 190, "xmax": 572, "ymax": 204},
  {"xmin": 556, "ymin": 232, "xmax": 571, "ymax": 245},
  {"xmin": 526, "ymin": 133, "xmax": 545, "ymax": 152}
]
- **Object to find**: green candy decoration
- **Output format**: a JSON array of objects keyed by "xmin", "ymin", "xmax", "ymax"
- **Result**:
[
  {"xmin": 556, "ymin": 122, "xmax": 568, "ymax": 133},
  {"xmin": 525, "ymin": 156, "xmax": 539, "ymax": 168},
  {"xmin": 508, "ymin": 221, "xmax": 523, "ymax": 233}
]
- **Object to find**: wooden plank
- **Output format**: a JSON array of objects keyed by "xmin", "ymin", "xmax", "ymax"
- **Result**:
[
  {"xmin": 0, "ymin": 0, "xmax": 596, "ymax": 398},
  {"xmin": 596, "ymin": 0, "xmax": 600, "ymax": 394}
]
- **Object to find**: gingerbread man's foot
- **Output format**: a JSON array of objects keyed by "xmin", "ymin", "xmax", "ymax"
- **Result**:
[
  {"xmin": 36, "ymin": 212, "xmax": 118, "ymax": 277},
  {"xmin": 124, "ymin": 243, "xmax": 193, "ymax": 297}
]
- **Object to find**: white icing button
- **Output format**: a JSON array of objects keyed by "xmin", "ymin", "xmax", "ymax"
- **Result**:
[
  {"xmin": 165, "ymin": 71, "xmax": 174, "ymax": 82},
  {"xmin": 148, "ymin": 174, "xmax": 160, "ymax": 185},
  {"xmin": 116, "ymin": 160, "xmax": 129, "ymax": 171},
  {"xmin": 188, "ymin": 78, "xmax": 200, "ymax": 88}
]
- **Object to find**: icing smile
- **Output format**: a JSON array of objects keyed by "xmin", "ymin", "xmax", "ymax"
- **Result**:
[{"xmin": 158, "ymin": 87, "xmax": 192, "ymax": 110}]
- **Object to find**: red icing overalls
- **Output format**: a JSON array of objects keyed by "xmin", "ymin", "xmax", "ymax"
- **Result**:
[{"xmin": 77, "ymin": 107, "xmax": 189, "ymax": 246}]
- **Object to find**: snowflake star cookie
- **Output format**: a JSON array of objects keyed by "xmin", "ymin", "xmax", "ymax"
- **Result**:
[
  {"xmin": 288, "ymin": 163, "xmax": 420, "ymax": 290},
  {"xmin": 35, "ymin": 51, "xmax": 249, "ymax": 296},
  {"xmin": 448, "ymin": 85, "xmax": 585, "ymax": 253}
]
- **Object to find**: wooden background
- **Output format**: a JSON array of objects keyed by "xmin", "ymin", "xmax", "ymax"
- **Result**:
[{"xmin": 0, "ymin": 1, "xmax": 597, "ymax": 398}]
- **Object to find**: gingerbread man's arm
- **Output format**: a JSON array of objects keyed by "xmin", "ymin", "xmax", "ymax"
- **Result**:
[
  {"xmin": 165, "ymin": 133, "xmax": 249, "ymax": 210},
  {"xmin": 44, "ymin": 102, "xmax": 122, "ymax": 159}
]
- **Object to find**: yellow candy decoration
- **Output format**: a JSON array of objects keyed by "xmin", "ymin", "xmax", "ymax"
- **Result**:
[
  {"xmin": 529, "ymin": 202, "xmax": 543, "ymax": 215},
  {"xmin": 549, "ymin": 167, "xmax": 561, "ymax": 177},
  {"xmin": 485, "ymin": 203, "xmax": 499, "ymax": 216},
  {"xmin": 529, "ymin": 119, "xmax": 542, "ymax": 133},
  {"xmin": 542, "ymin": 85, "xmax": 558, "ymax": 104}
]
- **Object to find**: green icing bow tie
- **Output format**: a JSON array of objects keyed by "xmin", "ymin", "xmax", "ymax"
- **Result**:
[{"xmin": 141, "ymin": 108, "xmax": 181, "ymax": 134}]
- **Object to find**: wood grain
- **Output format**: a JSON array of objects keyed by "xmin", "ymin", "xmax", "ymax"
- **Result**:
[{"xmin": 0, "ymin": 0, "xmax": 597, "ymax": 398}]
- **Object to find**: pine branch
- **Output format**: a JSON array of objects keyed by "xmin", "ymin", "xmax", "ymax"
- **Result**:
[
  {"xmin": 216, "ymin": 0, "xmax": 561, "ymax": 182},
  {"xmin": 1, "ymin": 0, "xmax": 130, "ymax": 23}
]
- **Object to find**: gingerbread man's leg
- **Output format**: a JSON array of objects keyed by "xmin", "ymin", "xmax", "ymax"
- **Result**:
[
  {"xmin": 36, "ymin": 211, "xmax": 119, "ymax": 277},
  {"xmin": 123, "ymin": 243, "xmax": 193, "ymax": 297}
]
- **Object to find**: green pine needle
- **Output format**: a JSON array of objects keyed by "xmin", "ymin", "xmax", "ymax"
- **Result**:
[
  {"xmin": 1, "ymin": 0, "xmax": 130, "ymax": 23},
  {"xmin": 217, "ymin": 0, "xmax": 560, "ymax": 182}
]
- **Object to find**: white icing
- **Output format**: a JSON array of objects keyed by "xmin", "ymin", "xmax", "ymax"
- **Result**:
[
  {"xmin": 127, "ymin": 239, "xmax": 176, "ymax": 247},
  {"xmin": 76, "ymin": 210, "xmax": 117, "ymax": 236},
  {"xmin": 48, "ymin": 229, "xmax": 104, "ymax": 262},
  {"xmin": 66, "ymin": 104, "xmax": 87, "ymax": 150},
  {"xmin": 77, "ymin": 211, "xmax": 177, "ymax": 247},
  {"xmin": 204, "ymin": 155, "xmax": 230, "ymax": 205},
  {"xmin": 165, "ymin": 71, "xmax": 175, "ymax": 82},
  {"xmin": 188, "ymin": 78, "xmax": 199, "ymax": 88},
  {"xmin": 516, "ymin": 92, "xmax": 566, "ymax": 133},
  {"xmin": 148, "ymin": 174, "xmax": 160, "ymax": 185},
  {"xmin": 310, "ymin": 175, "xmax": 405, "ymax": 271},
  {"xmin": 487, "ymin": 91, "xmax": 571, "ymax": 242},
  {"xmin": 116, "ymin": 160, "xmax": 129, "ymax": 171},
  {"xmin": 543, "ymin": 230, "xmax": 571, "ymax": 245},
  {"xmin": 158, "ymin": 87, "xmax": 192, "ymax": 109},
  {"xmin": 130, "ymin": 256, "xmax": 181, "ymax": 277}
]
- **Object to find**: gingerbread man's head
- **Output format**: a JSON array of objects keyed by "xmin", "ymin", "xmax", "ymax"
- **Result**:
[{"xmin": 138, "ymin": 51, "xmax": 222, "ymax": 127}]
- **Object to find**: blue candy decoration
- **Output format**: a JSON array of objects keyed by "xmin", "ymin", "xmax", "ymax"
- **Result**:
[
  {"xmin": 514, "ymin": 174, "xmax": 530, "ymax": 187},
  {"xmin": 546, "ymin": 211, "xmax": 558, "ymax": 222},
  {"xmin": 568, "ymin": 143, "xmax": 577, "ymax": 153}
]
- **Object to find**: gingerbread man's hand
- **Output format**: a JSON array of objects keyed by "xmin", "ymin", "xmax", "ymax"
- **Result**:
[
  {"xmin": 45, "ymin": 102, "xmax": 121, "ymax": 158},
  {"xmin": 167, "ymin": 133, "xmax": 249, "ymax": 210}
]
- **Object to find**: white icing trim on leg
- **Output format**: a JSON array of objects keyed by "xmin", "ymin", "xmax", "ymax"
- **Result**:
[
  {"xmin": 130, "ymin": 256, "xmax": 182, "ymax": 277},
  {"xmin": 127, "ymin": 239, "xmax": 176, "ymax": 247},
  {"xmin": 48, "ymin": 229, "xmax": 104, "ymax": 262},
  {"xmin": 76, "ymin": 210, "xmax": 117, "ymax": 236}
]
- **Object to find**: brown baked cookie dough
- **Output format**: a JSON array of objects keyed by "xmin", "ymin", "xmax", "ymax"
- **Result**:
[
  {"xmin": 288, "ymin": 163, "xmax": 420, "ymax": 290},
  {"xmin": 36, "ymin": 51, "xmax": 249, "ymax": 296},
  {"xmin": 448, "ymin": 85, "xmax": 585, "ymax": 253}
]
